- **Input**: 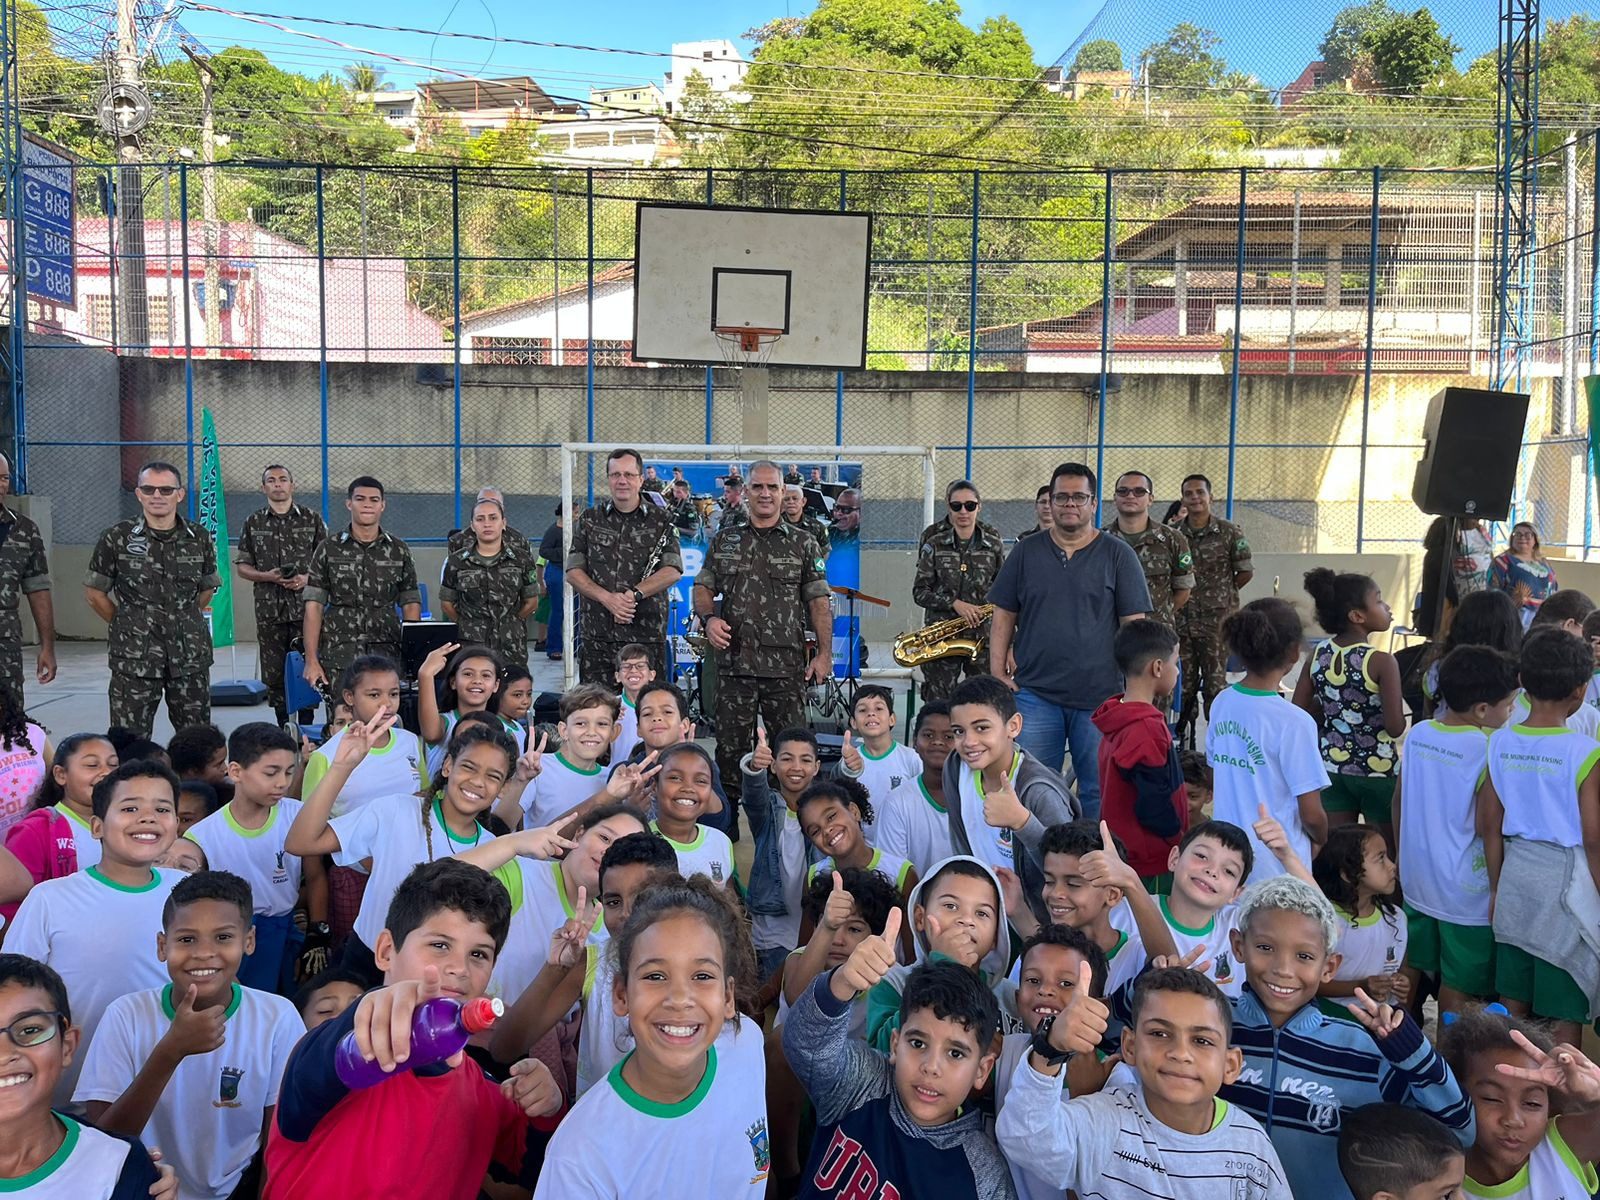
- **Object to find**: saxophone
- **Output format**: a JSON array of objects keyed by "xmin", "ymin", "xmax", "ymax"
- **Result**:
[{"xmin": 892, "ymin": 605, "xmax": 995, "ymax": 667}]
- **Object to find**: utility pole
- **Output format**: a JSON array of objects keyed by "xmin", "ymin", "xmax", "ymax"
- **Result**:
[
  {"xmin": 114, "ymin": 0, "xmax": 149, "ymax": 349},
  {"xmin": 181, "ymin": 44, "xmax": 220, "ymax": 353}
]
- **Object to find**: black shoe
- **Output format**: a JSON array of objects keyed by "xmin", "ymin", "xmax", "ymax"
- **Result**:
[
  {"xmin": 534, "ymin": 640, "xmax": 548, "ymax": 652},
  {"xmin": 548, "ymin": 652, "xmax": 563, "ymax": 661}
]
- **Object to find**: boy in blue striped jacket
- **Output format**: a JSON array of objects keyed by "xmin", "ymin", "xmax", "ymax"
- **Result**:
[{"xmin": 1218, "ymin": 875, "xmax": 1474, "ymax": 1200}]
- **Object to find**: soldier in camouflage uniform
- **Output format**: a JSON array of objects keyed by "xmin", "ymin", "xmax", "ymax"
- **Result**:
[
  {"xmin": 1175, "ymin": 473, "xmax": 1253, "ymax": 743},
  {"xmin": 781, "ymin": 484, "xmax": 831, "ymax": 558},
  {"xmin": 694, "ymin": 461, "xmax": 832, "ymax": 801},
  {"xmin": 440, "ymin": 494, "xmax": 540, "ymax": 667},
  {"xmin": 668, "ymin": 480, "xmax": 703, "ymax": 540},
  {"xmin": 302, "ymin": 476, "xmax": 421, "ymax": 695},
  {"xmin": 1101, "ymin": 470, "xmax": 1194, "ymax": 627},
  {"xmin": 445, "ymin": 486, "xmax": 534, "ymax": 563},
  {"xmin": 234, "ymin": 464, "xmax": 326, "ymax": 723},
  {"xmin": 640, "ymin": 465, "xmax": 668, "ymax": 496},
  {"xmin": 566, "ymin": 449, "xmax": 684, "ymax": 685},
  {"xmin": 84, "ymin": 461, "xmax": 221, "ymax": 735},
  {"xmin": 0, "ymin": 453, "xmax": 55, "ymax": 708},
  {"xmin": 912, "ymin": 481, "xmax": 1006, "ymax": 700}
]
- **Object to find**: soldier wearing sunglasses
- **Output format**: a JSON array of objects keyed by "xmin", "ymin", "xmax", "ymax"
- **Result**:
[
  {"xmin": 85, "ymin": 462, "xmax": 220, "ymax": 735},
  {"xmin": 913, "ymin": 480, "xmax": 1004, "ymax": 700},
  {"xmin": 1102, "ymin": 471, "xmax": 1195, "ymax": 628}
]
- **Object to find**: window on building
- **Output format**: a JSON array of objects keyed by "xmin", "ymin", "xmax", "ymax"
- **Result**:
[
  {"xmin": 562, "ymin": 338, "xmax": 634, "ymax": 366},
  {"xmin": 473, "ymin": 335, "xmax": 551, "ymax": 365}
]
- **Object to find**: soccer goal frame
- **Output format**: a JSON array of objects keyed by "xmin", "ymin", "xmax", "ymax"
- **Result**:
[{"xmin": 557, "ymin": 442, "xmax": 937, "ymax": 691}]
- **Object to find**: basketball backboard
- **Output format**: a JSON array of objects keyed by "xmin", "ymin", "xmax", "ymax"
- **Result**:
[{"xmin": 632, "ymin": 203, "xmax": 871, "ymax": 370}]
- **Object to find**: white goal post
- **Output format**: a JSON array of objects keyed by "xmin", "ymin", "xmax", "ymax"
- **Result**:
[{"xmin": 557, "ymin": 442, "xmax": 938, "ymax": 690}]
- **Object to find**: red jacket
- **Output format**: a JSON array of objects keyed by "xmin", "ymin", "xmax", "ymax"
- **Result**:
[{"xmin": 1092, "ymin": 695, "xmax": 1188, "ymax": 877}]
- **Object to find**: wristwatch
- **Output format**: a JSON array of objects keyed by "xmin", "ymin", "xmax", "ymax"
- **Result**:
[
  {"xmin": 1030, "ymin": 1016, "xmax": 1074, "ymax": 1068},
  {"xmin": 632, "ymin": 588, "xmax": 645, "ymax": 605}
]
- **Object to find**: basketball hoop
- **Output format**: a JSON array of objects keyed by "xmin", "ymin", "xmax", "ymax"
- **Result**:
[{"xmin": 713, "ymin": 326, "xmax": 784, "ymax": 369}]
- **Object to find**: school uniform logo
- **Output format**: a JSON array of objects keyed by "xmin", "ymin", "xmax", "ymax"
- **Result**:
[
  {"xmin": 1213, "ymin": 952, "xmax": 1233, "ymax": 984},
  {"xmin": 215, "ymin": 1066, "xmax": 245, "ymax": 1108},
  {"xmin": 746, "ymin": 1119, "xmax": 771, "ymax": 1182},
  {"xmin": 711, "ymin": 861, "xmax": 725, "ymax": 884},
  {"xmin": 890, "ymin": 775, "xmax": 904, "ymax": 790},
  {"xmin": 273, "ymin": 850, "xmax": 289, "ymax": 885}
]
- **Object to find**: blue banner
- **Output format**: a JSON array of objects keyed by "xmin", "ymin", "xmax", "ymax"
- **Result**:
[{"xmin": 21, "ymin": 137, "xmax": 75, "ymax": 308}]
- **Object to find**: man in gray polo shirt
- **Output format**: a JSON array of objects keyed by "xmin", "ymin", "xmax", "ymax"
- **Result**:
[{"xmin": 988, "ymin": 461, "xmax": 1151, "ymax": 822}]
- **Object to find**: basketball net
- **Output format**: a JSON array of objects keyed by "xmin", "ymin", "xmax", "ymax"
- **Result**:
[{"xmin": 713, "ymin": 326, "xmax": 783, "ymax": 370}]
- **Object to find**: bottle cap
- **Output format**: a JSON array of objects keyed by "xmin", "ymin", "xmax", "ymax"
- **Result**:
[{"xmin": 460, "ymin": 996, "xmax": 504, "ymax": 1034}]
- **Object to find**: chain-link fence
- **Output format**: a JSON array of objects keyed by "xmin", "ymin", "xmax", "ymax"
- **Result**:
[{"xmin": 9, "ymin": 150, "xmax": 1599, "ymax": 556}]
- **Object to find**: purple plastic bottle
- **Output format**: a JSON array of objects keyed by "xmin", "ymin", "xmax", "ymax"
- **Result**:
[{"xmin": 334, "ymin": 995, "xmax": 503, "ymax": 1089}]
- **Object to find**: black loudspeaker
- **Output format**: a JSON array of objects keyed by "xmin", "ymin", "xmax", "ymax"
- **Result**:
[{"xmin": 1411, "ymin": 386, "xmax": 1531, "ymax": 521}]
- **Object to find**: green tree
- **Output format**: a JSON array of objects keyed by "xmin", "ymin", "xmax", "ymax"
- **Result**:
[
  {"xmin": 344, "ymin": 62, "xmax": 390, "ymax": 93},
  {"xmin": 1362, "ymin": 8, "xmax": 1458, "ymax": 94},
  {"xmin": 1071, "ymin": 39, "xmax": 1123, "ymax": 73},
  {"xmin": 1138, "ymin": 24, "xmax": 1230, "ymax": 98},
  {"xmin": 1319, "ymin": 0, "xmax": 1392, "ymax": 82}
]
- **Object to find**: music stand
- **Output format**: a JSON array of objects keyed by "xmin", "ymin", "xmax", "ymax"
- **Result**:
[{"xmin": 401, "ymin": 621, "xmax": 460, "ymax": 680}]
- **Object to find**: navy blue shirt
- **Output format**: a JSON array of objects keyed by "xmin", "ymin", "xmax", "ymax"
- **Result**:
[{"xmin": 989, "ymin": 530, "xmax": 1151, "ymax": 709}]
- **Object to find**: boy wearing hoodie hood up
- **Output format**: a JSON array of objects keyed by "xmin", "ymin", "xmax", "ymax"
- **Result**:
[
  {"xmin": 1093, "ymin": 620, "xmax": 1188, "ymax": 892},
  {"xmin": 865, "ymin": 855, "xmax": 1017, "ymax": 1052}
]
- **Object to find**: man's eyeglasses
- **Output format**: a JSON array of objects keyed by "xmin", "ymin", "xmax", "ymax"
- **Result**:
[
  {"xmin": 1051, "ymin": 492, "xmax": 1094, "ymax": 507},
  {"xmin": 1114, "ymin": 487, "xmax": 1150, "ymax": 498},
  {"xmin": 0, "ymin": 1010, "xmax": 65, "ymax": 1047},
  {"xmin": 137, "ymin": 485, "xmax": 179, "ymax": 497},
  {"xmin": 948, "ymin": 500, "xmax": 979, "ymax": 512}
]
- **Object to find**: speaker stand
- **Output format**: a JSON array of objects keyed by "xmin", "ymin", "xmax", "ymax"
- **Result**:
[{"xmin": 1429, "ymin": 515, "xmax": 1459, "ymax": 642}]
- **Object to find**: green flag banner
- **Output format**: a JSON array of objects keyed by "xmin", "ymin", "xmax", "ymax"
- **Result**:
[
  {"xmin": 1589, "ymin": 377, "xmax": 1600, "ymax": 485},
  {"xmin": 198, "ymin": 408, "xmax": 234, "ymax": 649}
]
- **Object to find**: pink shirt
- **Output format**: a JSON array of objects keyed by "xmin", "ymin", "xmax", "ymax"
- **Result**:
[{"xmin": 0, "ymin": 722, "xmax": 47, "ymax": 840}]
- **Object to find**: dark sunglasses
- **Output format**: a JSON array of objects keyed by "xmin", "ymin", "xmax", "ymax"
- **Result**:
[
  {"xmin": 1114, "ymin": 487, "xmax": 1150, "ymax": 498},
  {"xmin": 137, "ymin": 485, "xmax": 179, "ymax": 497},
  {"xmin": 948, "ymin": 500, "xmax": 979, "ymax": 512}
]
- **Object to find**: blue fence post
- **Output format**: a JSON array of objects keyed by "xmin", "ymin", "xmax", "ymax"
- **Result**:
[
  {"xmin": 585, "ymin": 167, "xmax": 595, "ymax": 506},
  {"xmin": 836, "ymin": 171, "xmax": 846, "ymax": 447},
  {"xmin": 965, "ymin": 171, "xmax": 979, "ymax": 480},
  {"xmin": 1356, "ymin": 166, "xmax": 1381, "ymax": 553},
  {"xmin": 315, "ymin": 165, "xmax": 330, "ymax": 523},
  {"xmin": 704, "ymin": 168, "xmax": 714, "ymax": 443},
  {"xmin": 178, "ymin": 164, "xmax": 195, "ymax": 519},
  {"xmin": 1224, "ymin": 167, "xmax": 1247, "ymax": 521},
  {"xmin": 1096, "ymin": 169, "xmax": 1114, "ymax": 495},
  {"xmin": 451, "ymin": 167, "xmax": 463, "ymax": 531},
  {"xmin": 1587, "ymin": 132, "xmax": 1599, "ymax": 558}
]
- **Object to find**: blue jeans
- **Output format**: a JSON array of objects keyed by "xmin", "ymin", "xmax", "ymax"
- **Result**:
[
  {"xmin": 544, "ymin": 563, "xmax": 564, "ymax": 655},
  {"xmin": 1014, "ymin": 687, "xmax": 1102, "ymax": 822}
]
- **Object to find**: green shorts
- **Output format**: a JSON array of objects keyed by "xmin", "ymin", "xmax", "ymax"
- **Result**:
[
  {"xmin": 1141, "ymin": 872, "xmax": 1174, "ymax": 896},
  {"xmin": 1495, "ymin": 942, "xmax": 1591, "ymax": 1025},
  {"xmin": 1321, "ymin": 773, "xmax": 1396, "ymax": 823},
  {"xmin": 1404, "ymin": 907, "xmax": 1496, "ymax": 996}
]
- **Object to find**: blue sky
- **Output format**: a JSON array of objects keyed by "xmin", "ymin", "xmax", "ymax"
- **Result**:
[{"xmin": 171, "ymin": 0, "xmax": 1530, "ymax": 95}]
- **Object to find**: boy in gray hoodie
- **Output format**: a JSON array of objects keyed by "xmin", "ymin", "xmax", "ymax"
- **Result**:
[{"xmin": 865, "ymin": 854, "xmax": 1017, "ymax": 1052}]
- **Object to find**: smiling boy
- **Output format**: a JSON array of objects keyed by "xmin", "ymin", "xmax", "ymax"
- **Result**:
[
  {"xmin": 75, "ymin": 871, "xmax": 304, "ymax": 1200},
  {"xmin": 784, "ymin": 919, "xmax": 1014, "ymax": 1200},
  {"xmin": 517, "ymin": 684, "xmax": 619, "ymax": 830},
  {"xmin": 998, "ymin": 966, "xmax": 1292, "ymax": 1199},
  {"xmin": 835, "ymin": 686, "xmax": 922, "ymax": 841},
  {"xmin": 649, "ymin": 743, "xmax": 735, "ymax": 888},
  {"xmin": 6, "ymin": 760, "xmax": 186, "ymax": 1103}
]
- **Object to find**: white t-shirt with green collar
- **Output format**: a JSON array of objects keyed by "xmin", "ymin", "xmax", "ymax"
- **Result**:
[
  {"xmin": 806, "ymin": 846, "xmax": 913, "ymax": 892},
  {"xmin": 1327, "ymin": 905, "xmax": 1408, "ymax": 1010},
  {"xmin": 486, "ymin": 857, "xmax": 607, "ymax": 1004},
  {"xmin": 957, "ymin": 750, "xmax": 1024, "ymax": 874},
  {"xmin": 1464, "ymin": 1120, "xmax": 1599, "ymax": 1198},
  {"xmin": 1158, "ymin": 895, "xmax": 1245, "ymax": 998},
  {"xmin": 841, "ymin": 740, "xmax": 921, "ymax": 842},
  {"xmin": 0, "ymin": 1115, "xmax": 155, "ymax": 1198},
  {"xmin": 534, "ymin": 1025, "xmax": 770, "ymax": 1199},
  {"xmin": 650, "ymin": 820, "xmax": 735, "ymax": 889},
  {"xmin": 1397, "ymin": 719, "xmax": 1492, "ymax": 926},
  {"xmin": 523, "ymin": 753, "xmax": 606, "ymax": 828},
  {"xmin": 185, "ymin": 798, "xmax": 304, "ymax": 917},
  {"xmin": 74, "ymin": 983, "xmax": 303, "ymax": 1200},
  {"xmin": 613, "ymin": 694, "xmax": 641, "ymax": 766},
  {"xmin": 303, "ymin": 727, "xmax": 426, "ymax": 819},
  {"xmin": 4, "ymin": 866, "xmax": 185, "ymax": 1103},
  {"xmin": 49, "ymin": 801, "xmax": 103, "ymax": 871},
  {"xmin": 877, "ymin": 774, "xmax": 954, "ymax": 877},
  {"xmin": 329, "ymin": 792, "xmax": 495, "ymax": 950}
]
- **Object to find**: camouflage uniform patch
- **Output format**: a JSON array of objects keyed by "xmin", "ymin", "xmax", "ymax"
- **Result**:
[
  {"xmin": 567, "ymin": 500, "xmax": 682, "ymax": 686},
  {"xmin": 695, "ymin": 521, "xmax": 830, "ymax": 796},
  {"xmin": 303, "ymin": 527, "xmax": 421, "ymax": 689},
  {"xmin": 1177, "ymin": 516, "xmax": 1253, "ymax": 734},
  {"xmin": 439, "ymin": 544, "xmax": 538, "ymax": 668},
  {"xmin": 0, "ymin": 504, "xmax": 49, "ymax": 710},
  {"xmin": 912, "ymin": 518, "xmax": 1006, "ymax": 700},
  {"xmin": 236, "ymin": 502, "xmax": 326, "ymax": 719},
  {"xmin": 1101, "ymin": 520, "xmax": 1195, "ymax": 627},
  {"xmin": 86, "ymin": 515, "xmax": 221, "ymax": 734}
]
